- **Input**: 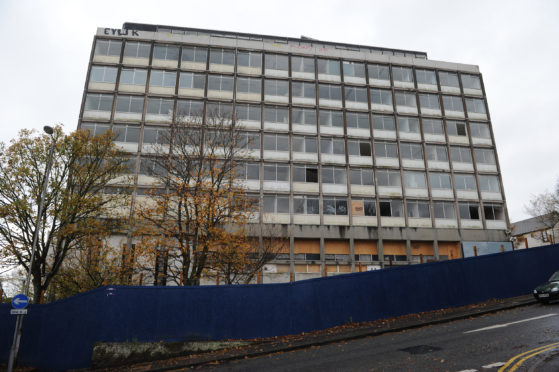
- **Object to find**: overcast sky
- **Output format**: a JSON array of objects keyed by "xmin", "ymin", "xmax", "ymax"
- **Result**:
[{"xmin": 0, "ymin": 0, "xmax": 557, "ymax": 222}]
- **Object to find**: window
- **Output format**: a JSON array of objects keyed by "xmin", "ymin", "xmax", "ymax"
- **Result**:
[
  {"xmin": 344, "ymin": 86, "xmax": 368, "ymax": 103},
  {"xmin": 349, "ymin": 168, "xmax": 374, "ymax": 185},
  {"xmin": 346, "ymin": 112, "xmax": 370, "ymax": 129},
  {"xmin": 321, "ymin": 166, "xmax": 346, "ymax": 184},
  {"xmin": 377, "ymin": 169, "xmax": 401, "ymax": 186},
  {"xmin": 124, "ymin": 42, "xmax": 150, "ymax": 58},
  {"xmin": 291, "ymin": 56, "xmax": 314, "ymax": 74},
  {"xmin": 465, "ymin": 98, "xmax": 486, "ymax": 114},
  {"xmin": 320, "ymin": 137, "xmax": 345, "ymax": 155},
  {"xmin": 236, "ymin": 104, "xmax": 261, "ymax": 123},
  {"xmin": 352, "ymin": 199, "xmax": 376, "ymax": 216},
  {"xmin": 264, "ymin": 163, "xmax": 289, "ymax": 181},
  {"xmin": 263, "ymin": 133, "xmax": 289, "ymax": 151},
  {"xmin": 403, "ymin": 171, "xmax": 427, "ymax": 188},
  {"xmin": 398, "ymin": 117, "xmax": 420, "ymax": 134},
  {"xmin": 292, "ymin": 108, "xmax": 317, "ymax": 126},
  {"xmin": 454, "ymin": 174, "xmax": 477, "ymax": 190},
  {"xmin": 429, "ymin": 173, "xmax": 452, "ymax": 189},
  {"xmin": 263, "ymin": 195, "xmax": 290, "ymax": 213},
  {"xmin": 484, "ymin": 204, "xmax": 504, "ymax": 220},
  {"xmin": 447, "ymin": 120, "xmax": 467, "ymax": 137},
  {"xmin": 264, "ymin": 106, "xmax": 289, "ymax": 124},
  {"xmin": 113, "ymin": 124, "xmax": 140, "ymax": 142},
  {"xmin": 342, "ymin": 61, "xmax": 365, "ymax": 78},
  {"xmin": 373, "ymin": 115, "xmax": 395, "ymax": 131},
  {"xmin": 479, "ymin": 175, "xmax": 500, "ymax": 192},
  {"xmin": 449, "ymin": 147, "xmax": 472, "ymax": 164},
  {"xmin": 470, "ymin": 122, "xmax": 491, "ymax": 139},
  {"xmin": 371, "ymin": 89, "xmax": 393, "ymax": 105},
  {"xmin": 293, "ymin": 165, "xmax": 318, "ymax": 183},
  {"xmin": 434, "ymin": 201, "xmax": 456, "ymax": 219},
  {"xmin": 147, "ymin": 98, "xmax": 174, "ymax": 115},
  {"xmin": 320, "ymin": 110, "xmax": 344, "ymax": 127},
  {"xmin": 368, "ymin": 64, "xmax": 390, "ymax": 81},
  {"xmin": 439, "ymin": 71, "xmax": 459, "ymax": 87},
  {"xmin": 115, "ymin": 95, "xmax": 144, "ymax": 113},
  {"xmin": 292, "ymin": 81, "xmax": 316, "ymax": 99},
  {"xmin": 319, "ymin": 84, "xmax": 342, "ymax": 100},
  {"xmin": 422, "ymin": 118, "xmax": 444, "ymax": 135},
  {"xmin": 416, "ymin": 70, "xmax": 437, "ymax": 85},
  {"xmin": 474, "ymin": 148, "xmax": 496, "ymax": 164},
  {"xmin": 90, "ymin": 66, "xmax": 117, "ymax": 83},
  {"xmin": 236, "ymin": 162, "xmax": 260, "ymax": 180},
  {"xmin": 182, "ymin": 46, "xmax": 207, "ymax": 63},
  {"xmin": 85, "ymin": 93, "xmax": 113, "ymax": 111},
  {"xmin": 379, "ymin": 199, "xmax": 403, "ymax": 217},
  {"xmin": 208, "ymin": 74, "xmax": 234, "ymax": 92},
  {"xmin": 407, "ymin": 200, "xmax": 430, "ymax": 218},
  {"xmin": 462, "ymin": 74, "xmax": 482, "ymax": 90},
  {"xmin": 139, "ymin": 157, "xmax": 166, "ymax": 177},
  {"xmin": 294, "ymin": 195, "xmax": 319, "ymax": 214},
  {"xmin": 176, "ymin": 100, "xmax": 204, "ymax": 117},
  {"xmin": 81, "ymin": 123, "xmax": 109, "ymax": 136},
  {"xmin": 425, "ymin": 145, "xmax": 448, "ymax": 161},
  {"xmin": 206, "ymin": 102, "xmax": 233, "ymax": 118},
  {"xmin": 323, "ymin": 196, "xmax": 348, "ymax": 215},
  {"xmin": 442, "ymin": 96, "xmax": 464, "ymax": 112},
  {"xmin": 150, "ymin": 70, "xmax": 177, "ymax": 88},
  {"xmin": 237, "ymin": 132, "xmax": 260, "ymax": 150},
  {"xmin": 392, "ymin": 67, "xmax": 413, "ymax": 83},
  {"xmin": 400, "ymin": 143, "xmax": 423, "ymax": 160},
  {"xmin": 179, "ymin": 72, "xmax": 205, "ymax": 89},
  {"xmin": 459, "ymin": 203, "xmax": 480, "ymax": 220},
  {"xmin": 236, "ymin": 77, "xmax": 261, "ymax": 96},
  {"xmin": 348, "ymin": 140, "xmax": 372, "ymax": 156},
  {"xmin": 153, "ymin": 45, "xmax": 179, "ymax": 61},
  {"xmin": 120, "ymin": 68, "xmax": 148, "ymax": 86},
  {"xmin": 265, "ymin": 54, "xmax": 288, "ymax": 71},
  {"xmin": 95, "ymin": 39, "xmax": 121, "ymax": 57},
  {"xmin": 209, "ymin": 48, "xmax": 235, "ymax": 65},
  {"xmin": 293, "ymin": 136, "xmax": 317, "ymax": 153},
  {"xmin": 395, "ymin": 92, "xmax": 417, "ymax": 108},
  {"xmin": 419, "ymin": 94, "xmax": 440, "ymax": 110},
  {"xmin": 143, "ymin": 126, "xmax": 169, "ymax": 145},
  {"xmin": 374, "ymin": 141, "xmax": 398, "ymax": 158},
  {"xmin": 317, "ymin": 59, "xmax": 340, "ymax": 76},
  {"xmin": 265, "ymin": 79, "xmax": 289, "ymax": 97},
  {"xmin": 238, "ymin": 51, "xmax": 262, "ymax": 68}
]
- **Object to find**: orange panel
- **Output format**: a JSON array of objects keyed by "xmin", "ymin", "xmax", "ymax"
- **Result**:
[
  {"xmin": 294, "ymin": 264, "xmax": 321, "ymax": 273},
  {"xmin": 276, "ymin": 264, "xmax": 290, "ymax": 273},
  {"xmin": 324, "ymin": 239, "xmax": 349, "ymax": 254},
  {"xmin": 383, "ymin": 240, "xmax": 407, "ymax": 255},
  {"xmin": 294, "ymin": 239, "xmax": 320, "ymax": 254},
  {"xmin": 338, "ymin": 265, "xmax": 351, "ymax": 273},
  {"xmin": 351, "ymin": 200, "xmax": 365, "ymax": 216},
  {"xmin": 411, "ymin": 241, "xmax": 434, "ymax": 256},
  {"xmin": 354, "ymin": 240, "xmax": 378, "ymax": 255},
  {"xmin": 438, "ymin": 241, "xmax": 462, "ymax": 259}
]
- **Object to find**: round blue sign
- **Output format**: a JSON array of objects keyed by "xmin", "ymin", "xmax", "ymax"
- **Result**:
[{"xmin": 12, "ymin": 294, "xmax": 29, "ymax": 309}]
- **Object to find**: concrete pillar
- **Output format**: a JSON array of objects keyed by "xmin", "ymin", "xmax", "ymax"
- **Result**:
[{"xmin": 406, "ymin": 239, "xmax": 412, "ymax": 264}]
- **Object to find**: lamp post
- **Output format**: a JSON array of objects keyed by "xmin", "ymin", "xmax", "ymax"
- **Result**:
[{"xmin": 7, "ymin": 126, "xmax": 56, "ymax": 372}]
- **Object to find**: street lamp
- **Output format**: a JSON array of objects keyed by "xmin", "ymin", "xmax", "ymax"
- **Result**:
[{"xmin": 7, "ymin": 126, "xmax": 56, "ymax": 372}]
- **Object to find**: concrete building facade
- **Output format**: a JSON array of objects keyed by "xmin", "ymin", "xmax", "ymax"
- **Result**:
[{"xmin": 78, "ymin": 23, "xmax": 510, "ymax": 283}]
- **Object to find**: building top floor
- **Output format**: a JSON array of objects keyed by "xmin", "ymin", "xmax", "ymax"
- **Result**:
[{"xmin": 95, "ymin": 23, "xmax": 479, "ymax": 75}]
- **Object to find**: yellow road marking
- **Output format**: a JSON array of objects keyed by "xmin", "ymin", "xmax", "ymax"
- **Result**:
[{"xmin": 498, "ymin": 342, "xmax": 559, "ymax": 371}]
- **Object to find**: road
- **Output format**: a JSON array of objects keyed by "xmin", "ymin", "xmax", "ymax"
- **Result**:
[{"xmin": 191, "ymin": 303, "xmax": 559, "ymax": 371}]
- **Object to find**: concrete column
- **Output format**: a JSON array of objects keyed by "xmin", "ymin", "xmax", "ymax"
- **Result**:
[
  {"xmin": 406, "ymin": 239, "xmax": 412, "ymax": 264},
  {"xmin": 349, "ymin": 235, "xmax": 355, "ymax": 272},
  {"xmin": 320, "ymin": 235, "xmax": 325, "ymax": 276},
  {"xmin": 289, "ymin": 235, "xmax": 295, "ymax": 279},
  {"xmin": 378, "ymin": 237, "xmax": 384, "ymax": 268}
]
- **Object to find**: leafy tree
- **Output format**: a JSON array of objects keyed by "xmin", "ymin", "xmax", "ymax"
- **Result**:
[
  {"xmin": 0, "ymin": 126, "xmax": 129, "ymax": 303},
  {"xmin": 525, "ymin": 178, "xmax": 559, "ymax": 244},
  {"xmin": 134, "ymin": 110, "xmax": 282, "ymax": 286}
]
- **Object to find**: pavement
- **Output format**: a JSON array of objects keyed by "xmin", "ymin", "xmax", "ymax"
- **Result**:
[{"xmin": 92, "ymin": 294, "xmax": 546, "ymax": 371}]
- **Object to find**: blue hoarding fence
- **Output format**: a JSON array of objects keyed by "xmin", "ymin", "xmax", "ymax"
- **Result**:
[{"xmin": 1, "ymin": 243, "xmax": 558, "ymax": 371}]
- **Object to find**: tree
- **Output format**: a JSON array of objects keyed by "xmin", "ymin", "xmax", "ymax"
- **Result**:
[
  {"xmin": 134, "ymin": 109, "xmax": 281, "ymax": 286},
  {"xmin": 525, "ymin": 178, "xmax": 559, "ymax": 244},
  {"xmin": 0, "ymin": 126, "xmax": 129, "ymax": 303}
]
